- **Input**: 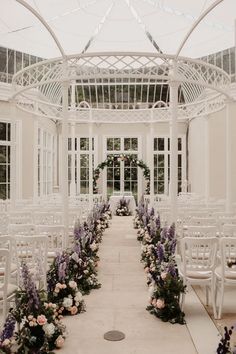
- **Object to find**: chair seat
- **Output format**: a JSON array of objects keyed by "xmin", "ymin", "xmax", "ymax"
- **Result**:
[
  {"xmin": 180, "ymin": 267, "xmax": 212, "ymax": 279},
  {"xmin": 0, "ymin": 263, "xmax": 18, "ymax": 276},
  {"xmin": 215, "ymin": 266, "xmax": 236, "ymax": 280},
  {"xmin": 0, "ymin": 284, "xmax": 18, "ymax": 300}
]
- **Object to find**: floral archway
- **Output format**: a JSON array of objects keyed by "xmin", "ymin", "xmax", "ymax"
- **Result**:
[{"xmin": 93, "ymin": 154, "xmax": 150, "ymax": 194}]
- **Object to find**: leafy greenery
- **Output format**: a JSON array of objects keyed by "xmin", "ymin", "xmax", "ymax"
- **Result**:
[{"xmin": 93, "ymin": 154, "xmax": 150, "ymax": 194}]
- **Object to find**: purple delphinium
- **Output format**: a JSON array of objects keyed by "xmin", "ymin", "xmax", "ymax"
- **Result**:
[
  {"xmin": 74, "ymin": 224, "xmax": 85, "ymax": 242},
  {"xmin": 160, "ymin": 227, "xmax": 168, "ymax": 242},
  {"xmin": 155, "ymin": 215, "xmax": 161, "ymax": 230},
  {"xmin": 0, "ymin": 313, "xmax": 16, "ymax": 344},
  {"xmin": 56, "ymin": 252, "xmax": 69, "ymax": 282},
  {"xmin": 167, "ymin": 223, "xmax": 175, "ymax": 241},
  {"xmin": 150, "ymin": 207, "xmax": 155, "ymax": 217},
  {"xmin": 168, "ymin": 261, "xmax": 177, "ymax": 277},
  {"xmin": 21, "ymin": 262, "xmax": 40, "ymax": 311},
  {"xmin": 156, "ymin": 242, "xmax": 165, "ymax": 263}
]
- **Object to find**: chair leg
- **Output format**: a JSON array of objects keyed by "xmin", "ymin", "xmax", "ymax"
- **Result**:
[
  {"xmin": 211, "ymin": 280, "xmax": 217, "ymax": 319},
  {"xmin": 206, "ymin": 286, "xmax": 209, "ymax": 306},
  {"xmin": 217, "ymin": 281, "xmax": 225, "ymax": 320}
]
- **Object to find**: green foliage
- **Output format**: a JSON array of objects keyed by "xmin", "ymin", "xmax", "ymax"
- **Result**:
[{"xmin": 93, "ymin": 154, "xmax": 150, "ymax": 194}]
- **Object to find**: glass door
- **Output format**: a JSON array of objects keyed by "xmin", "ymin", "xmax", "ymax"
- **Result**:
[{"xmin": 106, "ymin": 154, "xmax": 121, "ymax": 199}]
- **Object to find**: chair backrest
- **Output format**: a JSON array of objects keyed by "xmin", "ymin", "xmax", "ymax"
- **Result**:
[
  {"xmin": 190, "ymin": 217, "xmax": 216, "ymax": 226},
  {"xmin": 181, "ymin": 237, "xmax": 218, "ymax": 273},
  {"xmin": 9, "ymin": 211, "xmax": 33, "ymax": 224},
  {"xmin": 13, "ymin": 235, "xmax": 48, "ymax": 288},
  {"xmin": 222, "ymin": 224, "xmax": 236, "ymax": 237},
  {"xmin": 35, "ymin": 225, "xmax": 64, "ymax": 252},
  {"xmin": 33, "ymin": 212, "xmax": 63, "ymax": 225},
  {"xmin": 183, "ymin": 225, "xmax": 217, "ymax": 238},
  {"xmin": 219, "ymin": 237, "xmax": 236, "ymax": 277},
  {"xmin": 8, "ymin": 223, "xmax": 35, "ymax": 235},
  {"xmin": 0, "ymin": 249, "xmax": 10, "ymax": 294}
]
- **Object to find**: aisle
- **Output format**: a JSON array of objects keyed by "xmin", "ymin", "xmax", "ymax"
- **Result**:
[{"xmin": 61, "ymin": 216, "xmax": 198, "ymax": 354}]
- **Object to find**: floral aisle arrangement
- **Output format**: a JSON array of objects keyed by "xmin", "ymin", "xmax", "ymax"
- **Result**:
[
  {"xmin": 134, "ymin": 198, "xmax": 186, "ymax": 324},
  {"xmin": 11, "ymin": 263, "xmax": 66, "ymax": 354},
  {"xmin": 115, "ymin": 197, "xmax": 131, "ymax": 216},
  {"xmin": 47, "ymin": 202, "xmax": 112, "ymax": 304}
]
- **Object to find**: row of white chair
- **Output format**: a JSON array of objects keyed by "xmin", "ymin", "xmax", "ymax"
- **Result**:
[{"xmin": 180, "ymin": 236, "xmax": 236, "ymax": 319}]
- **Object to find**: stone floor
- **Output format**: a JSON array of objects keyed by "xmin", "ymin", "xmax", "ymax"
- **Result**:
[{"xmin": 60, "ymin": 216, "xmax": 221, "ymax": 354}]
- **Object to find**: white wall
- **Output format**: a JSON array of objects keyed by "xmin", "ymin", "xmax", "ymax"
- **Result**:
[{"xmin": 188, "ymin": 102, "xmax": 236, "ymax": 202}]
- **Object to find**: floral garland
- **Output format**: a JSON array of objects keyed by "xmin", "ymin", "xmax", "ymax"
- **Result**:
[
  {"xmin": 115, "ymin": 197, "xmax": 131, "ymax": 216},
  {"xmin": 93, "ymin": 154, "xmax": 150, "ymax": 194},
  {"xmin": 134, "ymin": 197, "xmax": 186, "ymax": 324}
]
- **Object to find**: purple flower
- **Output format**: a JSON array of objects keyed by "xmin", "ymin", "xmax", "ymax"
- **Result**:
[
  {"xmin": 156, "ymin": 243, "xmax": 165, "ymax": 262},
  {"xmin": 20, "ymin": 262, "xmax": 40, "ymax": 310},
  {"xmin": 0, "ymin": 313, "xmax": 16, "ymax": 343},
  {"xmin": 168, "ymin": 262, "xmax": 177, "ymax": 277},
  {"xmin": 167, "ymin": 223, "xmax": 175, "ymax": 241},
  {"xmin": 155, "ymin": 215, "xmax": 161, "ymax": 230},
  {"xmin": 160, "ymin": 227, "xmax": 168, "ymax": 242}
]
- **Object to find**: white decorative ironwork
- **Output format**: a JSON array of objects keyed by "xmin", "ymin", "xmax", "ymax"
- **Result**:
[{"xmin": 11, "ymin": 52, "xmax": 231, "ymax": 122}]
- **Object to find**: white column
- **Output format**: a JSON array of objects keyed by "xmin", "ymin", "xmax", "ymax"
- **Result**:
[
  {"xmin": 10, "ymin": 101, "xmax": 17, "ymax": 210},
  {"xmin": 149, "ymin": 119, "xmax": 154, "ymax": 207},
  {"xmin": 89, "ymin": 110, "xmax": 93, "ymax": 209},
  {"xmin": 169, "ymin": 61, "xmax": 179, "ymax": 224},
  {"xmin": 70, "ymin": 122, "xmax": 76, "ymax": 196},
  {"xmin": 61, "ymin": 61, "xmax": 69, "ymax": 248},
  {"xmin": 226, "ymin": 100, "xmax": 233, "ymax": 212},
  {"xmin": 205, "ymin": 116, "xmax": 210, "ymax": 205}
]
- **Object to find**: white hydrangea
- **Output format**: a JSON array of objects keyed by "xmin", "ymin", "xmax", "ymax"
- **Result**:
[
  {"xmin": 62, "ymin": 297, "xmax": 73, "ymax": 308},
  {"xmin": 43, "ymin": 323, "xmax": 55, "ymax": 337},
  {"xmin": 90, "ymin": 242, "xmax": 98, "ymax": 252},
  {"xmin": 74, "ymin": 291, "xmax": 83, "ymax": 303}
]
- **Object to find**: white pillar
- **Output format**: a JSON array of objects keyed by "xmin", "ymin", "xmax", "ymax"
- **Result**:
[
  {"xmin": 226, "ymin": 100, "xmax": 233, "ymax": 212},
  {"xmin": 61, "ymin": 61, "xmax": 69, "ymax": 248},
  {"xmin": 10, "ymin": 100, "xmax": 17, "ymax": 210},
  {"xmin": 149, "ymin": 119, "xmax": 154, "ymax": 208},
  {"xmin": 89, "ymin": 110, "xmax": 93, "ymax": 209},
  {"xmin": 169, "ymin": 61, "xmax": 179, "ymax": 224},
  {"xmin": 70, "ymin": 122, "xmax": 76, "ymax": 196},
  {"xmin": 205, "ymin": 116, "xmax": 210, "ymax": 205}
]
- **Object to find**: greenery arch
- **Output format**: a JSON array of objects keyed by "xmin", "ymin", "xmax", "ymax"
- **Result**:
[{"xmin": 93, "ymin": 154, "xmax": 150, "ymax": 194}]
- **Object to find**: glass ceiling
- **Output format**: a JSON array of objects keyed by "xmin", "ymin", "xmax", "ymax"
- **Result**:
[{"xmin": 0, "ymin": 0, "xmax": 235, "ymax": 59}]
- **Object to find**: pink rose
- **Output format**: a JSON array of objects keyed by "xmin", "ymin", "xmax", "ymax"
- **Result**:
[
  {"xmin": 55, "ymin": 335, "xmax": 65, "ymax": 348},
  {"xmin": 70, "ymin": 306, "xmax": 78, "ymax": 315},
  {"xmin": 144, "ymin": 267, "xmax": 150, "ymax": 273},
  {"xmin": 156, "ymin": 299, "xmax": 165, "ymax": 309},
  {"xmin": 37, "ymin": 315, "xmax": 47, "ymax": 326},
  {"xmin": 161, "ymin": 272, "xmax": 168, "ymax": 280},
  {"xmin": 152, "ymin": 298, "xmax": 157, "ymax": 306}
]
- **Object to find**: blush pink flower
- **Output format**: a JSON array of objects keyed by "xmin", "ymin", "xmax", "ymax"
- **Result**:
[
  {"xmin": 55, "ymin": 335, "xmax": 65, "ymax": 348},
  {"xmin": 156, "ymin": 299, "xmax": 165, "ymax": 309},
  {"xmin": 70, "ymin": 306, "xmax": 78, "ymax": 315},
  {"xmin": 161, "ymin": 272, "xmax": 168, "ymax": 280},
  {"xmin": 37, "ymin": 315, "xmax": 47, "ymax": 326}
]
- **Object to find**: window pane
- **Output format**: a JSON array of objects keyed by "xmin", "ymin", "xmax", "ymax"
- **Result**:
[
  {"xmin": 107, "ymin": 138, "xmax": 113, "ymax": 150},
  {"xmin": 124, "ymin": 138, "xmax": 131, "ymax": 150},
  {"xmin": 0, "ymin": 47, "xmax": 7, "ymax": 74},
  {"xmin": 114, "ymin": 138, "xmax": 120, "ymax": 150},
  {"xmin": 0, "ymin": 184, "xmax": 6, "ymax": 199},
  {"xmin": 158, "ymin": 138, "xmax": 164, "ymax": 151},
  {"xmin": 0, "ymin": 146, "xmax": 6, "ymax": 163},
  {"xmin": 178, "ymin": 138, "xmax": 182, "ymax": 151},
  {"xmin": 0, "ymin": 123, "xmax": 6, "ymax": 141},
  {"xmin": 80, "ymin": 138, "xmax": 88, "ymax": 150},
  {"xmin": 154, "ymin": 138, "xmax": 157, "ymax": 151}
]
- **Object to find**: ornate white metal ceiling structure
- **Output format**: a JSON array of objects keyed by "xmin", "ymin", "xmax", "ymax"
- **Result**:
[{"xmin": 11, "ymin": 52, "xmax": 230, "ymax": 122}]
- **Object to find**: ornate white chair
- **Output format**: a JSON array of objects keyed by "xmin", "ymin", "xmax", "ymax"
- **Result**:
[
  {"xmin": 35, "ymin": 225, "xmax": 64, "ymax": 259},
  {"xmin": 180, "ymin": 237, "xmax": 218, "ymax": 319},
  {"xmin": 8, "ymin": 223, "xmax": 35, "ymax": 236},
  {"xmin": 0, "ymin": 249, "xmax": 18, "ymax": 320},
  {"xmin": 183, "ymin": 225, "xmax": 218, "ymax": 238},
  {"xmin": 215, "ymin": 237, "xmax": 236, "ymax": 319},
  {"xmin": 222, "ymin": 224, "xmax": 236, "ymax": 237},
  {"xmin": 13, "ymin": 235, "xmax": 48, "ymax": 289}
]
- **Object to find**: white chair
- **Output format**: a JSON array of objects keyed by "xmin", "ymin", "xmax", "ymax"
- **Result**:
[
  {"xmin": 13, "ymin": 235, "xmax": 48, "ymax": 289},
  {"xmin": 8, "ymin": 223, "xmax": 35, "ymax": 236},
  {"xmin": 180, "ymin": 237, "xmax": 218, "ymax": 319},
  {"xmin": 222, "ymin": 224, "xmax": 236, "ymax": 237},
  {"xmin": 183, "ymin": 225, "xmax": 217, "ymax": 238},
  {"xmin": 0, "ymin": 235, "xmax": 17, "ymax": 281},
  {"xmin": 0, "ymin": 249, "xmax": 18, "ymax": 320},
  {"xmin": 35, "ymin": 225, "xmax": 64, "ymax": 259},
  {"xmin": 215, "ymin": 237, "xmax": 236, "ymax": 319}
]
